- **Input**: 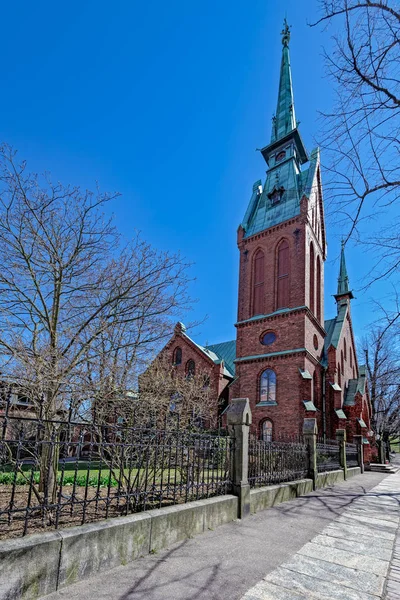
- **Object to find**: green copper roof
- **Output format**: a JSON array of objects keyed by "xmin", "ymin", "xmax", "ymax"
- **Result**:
[
  {"xmin": 235, "ymin": 348, "xmax": 306, "ymax": 363},
  {"xmin": 180, "ymin": 330, "xmax": 234, "ymax": 378},
  {"xmin": 343, "ymin": 379, "xmax": 358, "ymax": 406},
  {"xmin": 205, "ymin": 340, "xmax": 236, "ymax": 378},
  {"xmin": 344, "ymin": 371, "xmax": 367, "ymax": 406},
  {"xmin": 299, "ymin": 368, "xmax": 312, "ymax": 380},
  {"xmin": 330, "ymin": 382, "xmax": 342, "ymax": 392},
  {"xmin": 335, "ymin": 409, "xmax": 347, "ymax": 419},
  {"xmin": 323, "ymin": 303, "xmax": 347, "ymax": 353},
  {"xmin": 358, "ymin": 365, "xmax": 367, "ymax": 394},
  {"xmin": 241, "ymin": 22, "xmax": 319, "ymax": 239},
  {"xmin": 335, "ymin": 242, "xmax": 354, "ymax": 299},
  {"xmin": 236, "ymin": 306, "xmax": 308, "ymax": 326},
  {"xmin": 241, "ymin": 152, "xmax": 319, "ymax": 238},
  {"xmin": 303, "ymin": 401, "xmax": 317, "ymax": 412}
]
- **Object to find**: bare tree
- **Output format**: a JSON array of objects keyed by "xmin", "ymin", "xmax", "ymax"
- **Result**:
[
  {"xmin": 72, "ymin": 354, "xmax": 221, "ymax": 512},
  {"xmin": 311, "ymin": 1, "xmax": 400, "ymax": 283},
  {"xmin": 137, "ymin": 354, "xmax": 218, "ymax": 429},
  {"xmin": 363, "ymin": 313, "xmax": 400, "ymax": 449},
  {"xmin": 0, "ymin": 145, "xmax": 191, "ymax": 502}
]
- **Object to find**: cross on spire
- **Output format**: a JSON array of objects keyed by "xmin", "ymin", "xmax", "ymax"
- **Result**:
[{"xmin": 281, "ymin": 18, "xmax": 291, "ymax": 47}]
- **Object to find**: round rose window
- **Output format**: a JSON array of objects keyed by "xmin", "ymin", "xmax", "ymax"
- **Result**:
[{"xmin": 260, "ymin": 331, "xmax": 277, "ymax": 346}]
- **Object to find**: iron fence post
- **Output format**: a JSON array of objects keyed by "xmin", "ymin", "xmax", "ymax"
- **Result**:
[
  {"xmin": 226, "ymin": 398, "xmax": 251, "ymax": 519},
  {"xmin": 336, "ymin": 429, "xmax": 347, "ymax": 479},
  {"xmin": 353, "ymin": 434, "xmax": 364, "ymax": 473},
  {"xmin": 303, "ymin": 418, "xmax": 317, "ymax": 490}
]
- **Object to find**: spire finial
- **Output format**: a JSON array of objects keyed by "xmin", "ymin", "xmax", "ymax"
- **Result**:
[{"xmin": 281, "ymin": 18, "xmax": 291, "ymax": 47}]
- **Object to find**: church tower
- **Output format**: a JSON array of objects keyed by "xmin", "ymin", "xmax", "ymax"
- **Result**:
[{"xmin": 233, "ymin": 21, "xmax": 327, "ymax": 439}]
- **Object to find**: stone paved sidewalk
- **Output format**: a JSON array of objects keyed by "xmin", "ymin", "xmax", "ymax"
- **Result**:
[
  {"xmin": 386, "ymin": 533, "xmax": 400, "ymax": 600},
  {"xmin": 241, "ymin": 471, "xmax": 400, "ymax": 600},
  {"xmin": 39, "ymin": 470, "xmax": 396, "ymax": 600}
]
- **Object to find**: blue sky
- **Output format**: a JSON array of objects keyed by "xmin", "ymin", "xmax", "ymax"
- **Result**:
[{"xmin": 0, "ymin": 0, "xmax": 394, "ymax": 348}]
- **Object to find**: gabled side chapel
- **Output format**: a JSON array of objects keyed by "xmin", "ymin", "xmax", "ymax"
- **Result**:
[{"xmin": 157, "ymin": 22, "xmax": 373, "ymax": 455}]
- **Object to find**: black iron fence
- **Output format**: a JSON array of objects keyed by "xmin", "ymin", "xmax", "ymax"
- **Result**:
[
  {"xmin": 316, "ymin": 438, "xmax": 341, "ymax": 472},
  {"xmin": 0, "ymin": 411, "xmax": 233, "ymax": 539},
  {"xmin": 0, "ymin": 399, "xmax": 362, "ymax": 539},
  {"xmin": 346, "ymin": 442, "xmax": 359, "ymax": 468},
  {"xmin": 248, "ymin": 435, "xmax": 309, "ymax": 488}
]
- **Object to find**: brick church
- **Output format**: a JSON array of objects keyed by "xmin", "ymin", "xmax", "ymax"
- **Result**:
[{"xmin": 156, "ymin": 22, "xmax": 373, "ymax": 450}]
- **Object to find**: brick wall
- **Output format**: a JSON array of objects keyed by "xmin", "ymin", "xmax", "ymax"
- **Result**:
[{"xmin": 234, "ymin": 197, "xmax": 327, "ymax": 438}]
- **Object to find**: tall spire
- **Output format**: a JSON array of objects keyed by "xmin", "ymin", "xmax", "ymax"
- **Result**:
[
  {"xmin": 271, "ymin": 19, "xmax": 296, "ymax": 143},
  {"xmin": 335, "ymin": 241, "xmax": 354, "ymax": 300},
  {"xmin": 260, "ymin": 19, "xmax": 307, "ymax": 168}
]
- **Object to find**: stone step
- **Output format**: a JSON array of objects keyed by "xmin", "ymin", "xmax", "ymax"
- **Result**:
[{"xmin": 368, "ymin": 464, "xmax": 399, "ymax": 474}]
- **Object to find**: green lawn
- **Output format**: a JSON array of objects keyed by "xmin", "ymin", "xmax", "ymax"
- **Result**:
[
  {"xmin": 390, "ymin": 438, "xmax": 400, "ymax": 453},
  {"xmin": 0, "ymin": 465, "xmax": 225, "ymax": 487},
  {"xmin": 0, "ymin": 467, "xmax": 180, "ymax": 487}
]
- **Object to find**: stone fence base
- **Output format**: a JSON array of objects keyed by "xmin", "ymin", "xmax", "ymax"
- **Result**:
[{"xmin": 0, "ymin": 467, "xmax": 362, "ymax": 600}]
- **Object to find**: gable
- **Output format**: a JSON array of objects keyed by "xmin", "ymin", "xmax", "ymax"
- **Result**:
[
  {"xmin": 165, "ymin": 324, "xmax": 235, "ymax": 379},
  {"xmin": 205, "ymin": 340, "xmax": 236, "ymax": 377}
]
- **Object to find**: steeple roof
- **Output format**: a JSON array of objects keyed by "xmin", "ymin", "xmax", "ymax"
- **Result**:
[
  {"xmin": 241, "ymin": 20, "xmax": 315, "ymax": 239},
  {"xmin": 335, "ymin": 242, "xmax": 354, "ymax": 300},
  {"xmin": 271, "ymin": 19, "xmax": 296, "ymax": 143}
]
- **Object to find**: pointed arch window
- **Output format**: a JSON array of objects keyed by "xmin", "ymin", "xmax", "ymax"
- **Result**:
[
  {"xmin": 316, "ymin": 255, "xmax": 322, "ymax": 322},
  {"xmin": 259, "ymin": 369, "xmax": 277, "ymax": 404},
  {"xmin": 276, "ymin": 240, "xmax": 290, "ymax": 309},
  {"xmin": 344, "ymin": 338, "xmax": 347, "ymax": 361},
  {"xmin": 260, "ymin": 419, "xmax": 273, "ymax": 442},
  {"xmin": 310, "ymin": 242, "xmax": 315, "ymax": 314},
  {"xmin": 186, "ymin": 359, "xmax": 195, "ymax": 378},
  {"xmin": 252, "ymin": 249, "xmax": 265, "ymax": 316},
  {"xmin": 341, "ymin": 350, "xmax": 344, "ymax": 374},
  {"xmin": 337, "ymin": 363, "xmax": 341, "ymax": 387},
  {"xmin": 173, "ymin": 347, "xmax": 182, "ymax": 366}
]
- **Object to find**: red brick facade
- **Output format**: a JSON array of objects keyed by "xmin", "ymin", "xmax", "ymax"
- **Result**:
[
  {"xmin": 231, "ymin": 170, "xmax": 329, "ymax": 439},
  {"xmin": 232, "ymin": 182, "xmax": 373, "ymax": 448}
]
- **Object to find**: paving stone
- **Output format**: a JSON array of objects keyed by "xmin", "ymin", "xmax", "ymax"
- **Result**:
[
  {"xmin": 324, "ymin": 521, "xmax": 395, "ymax": 542},
  {"xmin": 356, "ymin": 496, "xmax": 397, "ymax": 505},
  {"xmin": 345, "ymin": 507, "xmax": 399, "ymax": 523},
  {"xmin": 311, "ymin": 532, "xmax": 393, "ymax": 561},
  {"xmin": 241, "ymin": 581, "xmax": 309, "ymax": 600},
  {"xmin": 298, "ymin": 541, "xmax": 390, "ymax": 577},
  {"xmin": 264, "ymin": 566, "xmax": 377, "ymax": 600},
  {"xmin": 337, "ymin": 513, "xmax": 398, "ymax": 532},
  {"xmin": 322, "ymin": 524, "xmax": 394, "ymax": 548},
  {"xmin": 281, "ymin": 553, "xmax": 385, "ymax": 596}
]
